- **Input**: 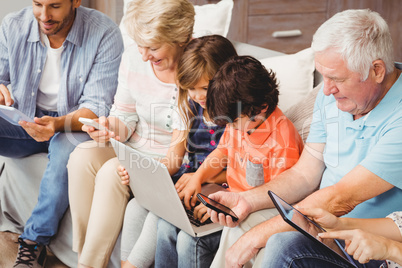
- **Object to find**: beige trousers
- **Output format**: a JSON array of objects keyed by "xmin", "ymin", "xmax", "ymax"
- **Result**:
[
  {"xmin": 210, "ymin": 208, "xmax": 279, "ymax": 268},
  {"xmin": 68, "ymin": 140, "xmax": 131, "ymax": 268}
]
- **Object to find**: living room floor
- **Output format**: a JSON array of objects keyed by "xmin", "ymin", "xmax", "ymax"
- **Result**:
[{"xmin": 0, "ymin": 231, "xmax": 68, "ymax": 268}]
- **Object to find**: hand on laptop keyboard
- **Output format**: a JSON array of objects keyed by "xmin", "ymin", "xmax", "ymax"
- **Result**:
[{"xmin": 183, "ymin": 201, "xmax": 212, "ymax": 226}]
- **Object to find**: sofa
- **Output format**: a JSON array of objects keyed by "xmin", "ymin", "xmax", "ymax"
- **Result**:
[{"xmin": 0, "ymin": 1, "xmax": 321, "ymax": 267}]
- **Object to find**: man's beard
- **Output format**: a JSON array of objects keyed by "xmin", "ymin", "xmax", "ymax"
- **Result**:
[{"xmin": 37, "ymin": 7, "xmax": 75, "ymax": 36}]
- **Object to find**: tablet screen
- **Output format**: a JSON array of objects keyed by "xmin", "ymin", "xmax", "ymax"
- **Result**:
[
  {"xmin": 268, "ymin": 191, "xmax": 357, "ymax": 267},
  {"xmin": 0, "ymin": 105, "xmax": 34, "ymax": 125}
]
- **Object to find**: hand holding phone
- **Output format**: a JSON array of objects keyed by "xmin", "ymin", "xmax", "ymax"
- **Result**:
[
  {"xmin": 197, "ymin": 193, "xmax": 238, "ymax": 221},
  {"xmin": 78, "ymin": 117, "xmax": 109, "ymax": 132}
]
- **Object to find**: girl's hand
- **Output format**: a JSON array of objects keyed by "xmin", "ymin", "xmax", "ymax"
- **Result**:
[
  {"xmin": 176, "ymin": 173, "xmax": 202, "ymax": 210},
  {"xmin": 193, "ymin": 203, "xmax": 210, "ymax": 223},
  {"xmin": 82, "ymin": 116, "xmax": 115, "ymax": 143},
  {"xmin": 117, "ymin": 165, "xmax": 130, "ymax": 185},
  {"xmin": 175, "ymin": 172, "xmax": 193, "ymax": 192},
  {"xmin": 318, "ymin": 229, "xmax": 392, "ymax": 264}
]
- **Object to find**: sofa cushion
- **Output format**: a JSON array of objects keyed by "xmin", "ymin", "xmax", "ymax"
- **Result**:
[
  {"xmin": 0, "ymin": 154, "xmax": 121, "ymax": 267},
  {"xmin": 192, "ymin": 0, "xmax": 233, "ymax": 38},
  {"xmin": 284, "ymin": 82, "xmax": 322, "ymax": 142},
  {"xmin": 260, "ymin": 48, "xmax": 315, "ymax": 113},
  {"xmin": 233, "ymin": 41, "xmax": 284, "ymax": 59}
]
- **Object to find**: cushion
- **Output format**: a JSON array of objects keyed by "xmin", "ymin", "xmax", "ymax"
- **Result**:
[
  {"xmin": 284, "ymin": 82, "xmax": 322, "ymax": 142},
  {"xmin": 192, "ymin": 0, "xmax": 233, "ymax": 38},
  {"xmin": 260, "ymin": 48, "xmax": 316, "ymax": 113},
  {"xmin": 120, "ymin": 0, "xmax": 234, "ymax": 48}
]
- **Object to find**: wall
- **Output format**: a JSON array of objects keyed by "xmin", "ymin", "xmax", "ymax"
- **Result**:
[
  {"xmin": 87, "ymin": 0, "xmax": 124, "ymax": 24},
  {"xmin": 1, "ymin": 1, "xmax": 30, "ymax": 22},
  {"xmin": 1, "ymin": 1, "xmax": 91, "ymax": 22}
]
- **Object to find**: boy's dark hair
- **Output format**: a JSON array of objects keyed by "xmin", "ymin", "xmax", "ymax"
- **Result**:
[{"xmin": 206, "ymin": 56, "xmax": 279, "ymax": 126}]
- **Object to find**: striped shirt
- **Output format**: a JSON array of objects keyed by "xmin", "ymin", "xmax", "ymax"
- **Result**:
[{"xmin": 0, "ymin": 6, "xmax": 124, "ymax": 118}]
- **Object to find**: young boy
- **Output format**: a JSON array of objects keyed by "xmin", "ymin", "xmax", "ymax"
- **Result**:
[{"xmin": 155, "ymin": 56, "xmax": 304, "ymax": 267}]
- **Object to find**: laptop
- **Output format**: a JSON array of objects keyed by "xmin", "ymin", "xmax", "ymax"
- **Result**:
[
  {"xmin": 110, "ymin": 138, "xmax": 224, "ymax": 237},
  {"xmin": 268, "ymin": 191, "xmax": 358, "ymax": 268}
]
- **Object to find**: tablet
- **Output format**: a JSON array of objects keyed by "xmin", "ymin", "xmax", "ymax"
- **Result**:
[
  {"xmin": 268, "ymin": 191, "xmax": 358, "ymax": 268},
  {"xmin": 0, "ymin": 105, "xmax": 34, "ymax": 126}
]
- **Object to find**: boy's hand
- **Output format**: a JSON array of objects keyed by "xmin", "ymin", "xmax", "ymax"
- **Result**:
[
  {"xmin": 193, "ymin": 203, "xmax": 210, "ymax": 223},
  {"xmin": 208, "ymin": 191, "xmax": 252, "ymax": 228},
  {"xmin": 117, "ymin": 165, "xmax": 130, "ymax": 185},
  {"xmin": 176, "ymin": 173, "xmax": 202, "ymax": 210}
]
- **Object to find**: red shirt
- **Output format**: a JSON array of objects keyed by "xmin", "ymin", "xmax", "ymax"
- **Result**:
[{"xmin": 217, "ymin": 107, "xmax": 303, "ymax": 192}]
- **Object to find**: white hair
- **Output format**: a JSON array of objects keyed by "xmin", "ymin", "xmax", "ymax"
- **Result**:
[{"xmin": 312, "ymin": 9, "xmax": 394, "ymax": 80}]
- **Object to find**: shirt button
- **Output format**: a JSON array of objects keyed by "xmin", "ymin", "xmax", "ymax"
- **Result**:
[
  {"xmin": 172, "ymin": 96, "xmax": 176, "ymax": 100},
  {"xmin": 210, "ymin": 140, "xmax": 216, "ymax": 146},
  {"xmin": 170, "ymin": 106, "xmax": 173, "ymax": 109},
  {"xmin": 166, "ymin": 124, "xmax": 170, "ymax": 128},
  {"xmin": 167, "ymin": 115, "xmax": 171, "ymax": 118},
  {"xmin": 175, "ymin": 88, "xmax": 178, "ymax": 91},
  {"xmin": 79, "ymin": 77, "xmax": 83, "ymax": 83},
  {"xmin": 31, "ymin": 92, "xmax": 35, "ymax": 96},
  {"xmin": 37, "ymin": 69, "xmax": 41, "ymax": 73}
]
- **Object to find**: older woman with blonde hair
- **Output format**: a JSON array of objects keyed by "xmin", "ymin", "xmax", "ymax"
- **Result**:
[{"xmin": 67, "ymin": 0, "xmax": 195, "ymax": 267}]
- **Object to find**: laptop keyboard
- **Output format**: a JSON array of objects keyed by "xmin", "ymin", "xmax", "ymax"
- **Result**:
[{"xmin": 184, "ymin": 204, "xmax": 212, "ymax": 227}]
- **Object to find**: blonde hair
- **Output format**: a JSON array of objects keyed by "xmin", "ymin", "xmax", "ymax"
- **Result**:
[
  {"xmin": 176, "ymin": 35, "xmax": 237, "ymax": 147},
  {"xmin": 124, "ymin": 0, "xmax": 195, "ymax": 46}
]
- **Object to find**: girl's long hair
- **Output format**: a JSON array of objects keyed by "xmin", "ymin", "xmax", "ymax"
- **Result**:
[{"xmin": 176, "ymin": 35, "xmax": 237, "ymax": 149}]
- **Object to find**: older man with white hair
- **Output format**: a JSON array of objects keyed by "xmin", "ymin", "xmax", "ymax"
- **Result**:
[{"xmin": 208, "ymin": 8, "xmax": 402, "ymax": 268}]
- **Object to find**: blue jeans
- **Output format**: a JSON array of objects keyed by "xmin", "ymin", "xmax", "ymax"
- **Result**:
[
  {"xmin": 0, "ymin": 111, "xmax": 90, "ymax": 245},
  {"xmin": 155, "ymin": 218, "xmax": 222, "ymax": 268},
  {"xmin": 263, "ymin": 231, "xmax": 386, "ymax": 268}
]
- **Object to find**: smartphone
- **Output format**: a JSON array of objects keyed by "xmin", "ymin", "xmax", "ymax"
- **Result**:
[
  {"xmin": 197, "ymin": 193, "xmax": 238, "ymax": 221},
  {"xmin": 268, "ymin": 191, "xmax": 357, "ymax": 268},
  {"xmin": 78, "ymin": 117, "xmax": 109, "ymax": 132},
  {"xmin": 0, "ymin": 105, "xmax": 34, "ymax": 126}
]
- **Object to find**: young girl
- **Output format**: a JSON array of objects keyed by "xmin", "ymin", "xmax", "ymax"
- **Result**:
[{"xmin": 118, "ymin": 35, "xmax": 238, "ymax": 268}]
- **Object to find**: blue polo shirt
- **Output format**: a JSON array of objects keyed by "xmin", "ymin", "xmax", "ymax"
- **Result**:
[{"xmin": 307, "ymin": 70, "xmax": 402, "ymax": 219}]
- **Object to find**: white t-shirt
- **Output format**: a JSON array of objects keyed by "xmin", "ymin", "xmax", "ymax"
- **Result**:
[{"xmin": 37, "ymin": 33, "xmax": 63, "ymax": 111}]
